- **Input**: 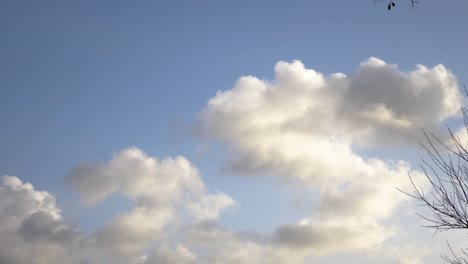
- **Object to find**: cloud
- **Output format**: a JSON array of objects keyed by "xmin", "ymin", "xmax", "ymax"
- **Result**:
[
  {"xmin": 0, "ymin": 176, "xmax": 85, "ymax": 264},
  {"xmin": 200, "ymin": 57, "xmax": 461, "ymax": 150},
  {"xmin": 273, "ymin": 217, "xmax": 393, "ymax": 253},
  {"xmin": 0, "ymin": 170, "xmax": 308, "ymax": 264},
  {"xmin": 181, "ymin": 221, "xmax": 306, "ymax": 264},
  {"xmin": 0, "ymin": 147, "xmax": 246, "ymax": 264},
  {"xmin": 66, "ymin": 148, "xmax": 235, "ymax": 262},
  {"xmin": 1, "ymin": 58, "xmax": 463, "ymax": 263},
  {"xmin": 144, "ymin": 245, "xmax": 197, "ymax": 264},
  {"xmin": 0, "ymin": 151, "xmax": 449, "ymax": 263},
  {"xmin": 444, "ymin": 126, "xmax": 468, "ymax": 151},
  {"xmin": 0, "ymin": 148, "xmax": 237, "ymax": 264},
  {"xmin": 198, "ymin": 57, "xmax": 456, "ymax": 253}
]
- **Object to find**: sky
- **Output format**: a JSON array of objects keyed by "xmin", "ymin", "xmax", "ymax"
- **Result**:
[{"xmin": 1, "ymin": 0, "xmax": 468, "ymax": 263}]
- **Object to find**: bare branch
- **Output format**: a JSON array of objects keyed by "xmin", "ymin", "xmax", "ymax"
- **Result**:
[{"xmin": 403, "ymin": 106, "xmax": 468, "ymax": 263}]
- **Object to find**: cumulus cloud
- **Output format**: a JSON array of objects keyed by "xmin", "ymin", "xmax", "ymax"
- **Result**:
[
  {"xmin": 273, "ymin": 217, "xmax": 392, "ymax": 253},
  {"xmin": 66, "ymin": 148, "xmax": 235, "ymax": 262},
  {"xmin": 201, "ymin": 57, "xmax": 461, "ymax": 150},
  {"xmin": 198, "ymin": 57, "xmax": 458, "ymax": 253},
  {"xmin": 0, "ymin": 148, "xmax": 238, "ymax": 264},
  {"xmin": 1, "ymin": 58, "xmax": 463, "ymax": 263},
  {"xmin": 181, "ymin": 221, "xmax": 306, "ymax": 264},
  {"xmin": 144, "ymin": 245, "xmax": 197, "ymax": 264},
  {"xmin": 0, "ymin": 156, "xmax": 446, "ymax": 263},
  {"xmin": 0, "ymin": 176, "xmax": 85, "ymax": 264}
]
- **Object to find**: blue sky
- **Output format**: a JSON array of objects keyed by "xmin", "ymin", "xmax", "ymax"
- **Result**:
[{"xmin": 1, "ymin": 1, "xmax": 468, "ymax": 263}]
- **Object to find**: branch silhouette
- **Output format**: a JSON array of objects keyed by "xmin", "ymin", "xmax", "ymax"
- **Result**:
[{"xmin": 400, "ymin": 86, "xmax": 468, "ymax": 263}]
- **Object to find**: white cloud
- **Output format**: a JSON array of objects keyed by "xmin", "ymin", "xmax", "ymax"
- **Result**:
[
  {"xmin": 0, "ymin": 176, "xmax": 85, "ymax": 264},
  {"xmin": 198, "ymin": 58, "xmax": 458, "ymax": 254},
  {"xmin": 66, "ymin": 148, "xmax": 235, "ymax": 262},
  {"xmin": 1, "ymin": 58, "xmax": 463, "ymax": 263},
  {"xmin": 201, "ymin": 57, "xmax": 461, "ymax": 150},
  {"xmin": 0, "ymin": 148, "xmax": 237, "ymax": 264}
]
